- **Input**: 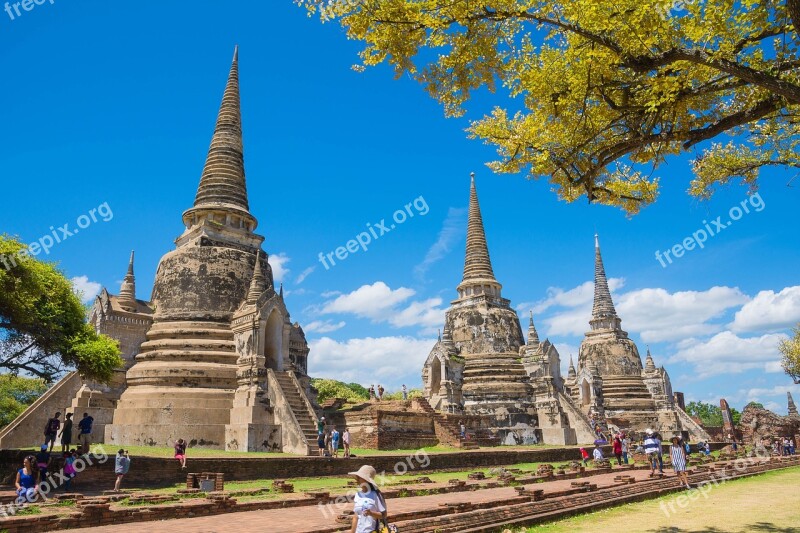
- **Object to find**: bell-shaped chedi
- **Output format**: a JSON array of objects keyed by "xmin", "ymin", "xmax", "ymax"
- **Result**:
[{"xmin": 107, "ymin": 47, "xmax": 274, "ymax": 448}]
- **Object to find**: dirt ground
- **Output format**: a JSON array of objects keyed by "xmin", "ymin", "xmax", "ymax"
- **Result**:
[{"xmin": 525, "ymin": 466, "xmax": 800, "ymax": 533}]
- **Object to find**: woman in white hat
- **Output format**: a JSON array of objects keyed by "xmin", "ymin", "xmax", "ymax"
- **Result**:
[{"xmin": 348, "ymin": 465, "xmax": 387, "ymax": 533}]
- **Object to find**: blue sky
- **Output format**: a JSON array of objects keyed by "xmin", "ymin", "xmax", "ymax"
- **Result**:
[{"xmin": 1, "ymin": 1, "xmax": 798, "ymax": 414}]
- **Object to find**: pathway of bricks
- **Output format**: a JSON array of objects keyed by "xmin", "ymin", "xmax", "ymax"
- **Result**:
[{"xmin": 73, "ymin": 467, "xmax": 672, "ymax": 532}]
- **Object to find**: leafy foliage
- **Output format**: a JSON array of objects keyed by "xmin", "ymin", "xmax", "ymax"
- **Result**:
[
  {"xmin": 779, "ymin": 324, "xmax": 800, "ymax": 384},
  {"xmin": 312, "ymin": 378, "xmax": 370, "ymax": 403},
  {"xmin": 0, "ymin": 235, "xmax": 123, "ymax": 383},
  {"xmin": 0, "ymin": 374, "xmax": 48, "ymax": 428},
  {"xmin": 299, "ymin": 0, "xmax": 800, "ymax": 213},
  {"xmin": 685, "ymin": 400, "xmax": 741, "ymax": 426}
]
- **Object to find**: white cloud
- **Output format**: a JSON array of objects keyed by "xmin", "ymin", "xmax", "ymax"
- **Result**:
[
  {"xmin": 517, "ymin": 278, "xmax": 624, "ymax": 337},
  {"xmin": 321, "ymin": 282, "xmax": 415, "ymax": 319},
  {"xmin": 414, "ymin": 207, "xmax": 466, "ymax": 280},
  {"xmin": 296, "ymin": 266, "xmax": 315, "ymax": 284},
  {"xmin": 268, "ymin": 253, "xmax": 290, "ymax": 284},
  {"xmin": 518, "ymin": 282, "xmax": 750, "ymax": 343},
  {"xmin": 617, "ymin": 286, "xmax": 749, "ymax": 342},
  {"xmin": 316, "ymin": 281, "xmax": 446, "ymax": 330},
  {"xmin": 668, "ymin": 331, "xmax": 788, "ymax": 378},
  {"xmin": 71, "ymin": 276, "xmax": 101, "ymax": 304},
  {"xmin": 730, "ymin": 286, "xmax": 800, "ymax": 332},
  {"xmin": 304, "ymin": 320, "xmax": 346, "ymax": 334},
  {"xmin": 308, "ymin": 335, "xmax": 435, "ymax": 390}
]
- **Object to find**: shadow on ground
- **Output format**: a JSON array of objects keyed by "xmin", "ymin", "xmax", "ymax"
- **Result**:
[{"xmin": 652, "ymin": 523, "xmax": 797, "ymax": 533}]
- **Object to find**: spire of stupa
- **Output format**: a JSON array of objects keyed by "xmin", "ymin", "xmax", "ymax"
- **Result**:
[
  {"xmin": 118, "ymin": 250, "xmax": 137, "ymax": 312},
  {"xmin": 567, "ymin": 356, "xmax": 576, "ymax": 379},
  {"xmin": 789, "ymin": 391, "xmax": 798, "ymax": 417},
  {"xmin": 589, "ymin": 234, "xmax": 622, "ymax": 331},
  {"xmin": 246, "ymin": 253, "xmax": 267, "ymax": 305},
  {"xmin": 644, "ymin": 347, "xmax": 656, "ymax": 372},
  {"xmin": 527, "ymin": 310, "xmax": 540, "ymax": 346},
  {"xmin": 457, "ymin": 173, "xmax": 502, "ymax": 298},
  {"xmin": 182, "ymin": 46, "xmax": 258, "ymax": 234}
]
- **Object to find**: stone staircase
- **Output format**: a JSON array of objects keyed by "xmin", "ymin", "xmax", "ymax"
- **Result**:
[
  {"xmin": 601, "ymin": 376, "xmax": 657, "ymax": 412},
  {"xmin": 272, "ymin": 371, "xmax": 319, "ymax": 455},
  {"xmin": 414, "ymin": 398, "xmax": 480, "ymax": 449}
]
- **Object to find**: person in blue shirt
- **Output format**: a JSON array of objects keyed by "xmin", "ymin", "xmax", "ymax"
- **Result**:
[
  {"xmin": 15, "ymin": 455, "xmax": 39, "ymax": 505},
  {"xmin": 331, "ymin": 427, "xmax": 341, "ymax": 458},
  {"xmin": 77, "ymin": 413, "xmax": 94, "ymax": 454}
]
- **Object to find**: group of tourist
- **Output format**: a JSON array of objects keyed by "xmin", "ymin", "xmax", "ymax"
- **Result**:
[
  {"xmin": 43, "ymin": 411, "xmax": 94, "ymax": 455},
  {"xmin": 14, "ymin": 447, "xmax": 85, "ymax": 505},
  {"xmin": 771, "ymin": 437, "xmax": 796, "ymax": 456},
  {"xmin": 317, "ymin": 417, "xmax": 351, "ymax": 458},
  {"xmin": 366, "ymin": 384, "xmax": 410, "ymax": 402}
]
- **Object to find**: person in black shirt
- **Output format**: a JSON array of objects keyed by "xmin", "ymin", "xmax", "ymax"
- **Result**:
[{"xmin": 59, "ymin": 413, "xmax": 74, "ymax": 454}]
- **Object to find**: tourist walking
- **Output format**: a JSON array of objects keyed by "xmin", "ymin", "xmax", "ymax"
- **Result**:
[
  {"xmin": 59, "ymin": 413, "xmax": 73, "ymax": 454},
  {"xmin": 644, "ymin": 430, "xmax": 662, "ymax": 475},
  {"xmin": 612, "ymin": 436, "xmax": 623, "ymax": 465},
  {"xmin": 15, "ymin": 455, "xmax": 39, "ymax": 505},
  {"xmin": 113, "ymin": 450, "xmax": 131, "ymax": 492},
  {"xmin": 402, "ymin": 384, "xmax": 408, "ymax": 401},
  {"xmin": 348, "ymin": 465, "xmax": 389, "ymax": 533},
  {"xmin": 331, "ymin": 427, "xmax": 341, "ymax": 458},
  {"xmin": 459, "ymin": 422, "xmax": 466, "ymax": 439},
  {"xmin": 318, "ymin": 416, "xmax": 326, "ymax": 435},
  {"xmin": 77, "ymin": 412, "xmax": 94, "ymax": 454},
  {"xmin": 653, "ymin": 432, "xmax": 665, "ymax": 472},
  {"xmin": 343, "ymin": 427, "xmax": 351, "ymax": 458},
  {"xmin": 670, "ymin": 436, "xmax": 691, "ymax": 489},
  {"xmin": 35, "ymin": 444, "xmax": 52, "ymax": 482},
  {"xmin": 318, "ymin": 431, "xmax": 326, "ymax": 457},
  {"xmin": 377, "ymin": 384, "xmax": 384, "ymax": 401},
  {"xmin": 622, "ymin": 434, "xmax": 631, "ymax": 464},
  {"xmin": 43, "ymin": 412, "xmax": 61, "ymax": 452},
  {"xmin": 173, "ymin": 438, "xmax": 187, "ymax": 468},
  {"xmin": 368, "ymin": 385, "xmax": 375, "ymax": 400},
  {"xmin": 592, "ymin": 443, "xmax": 604, "ymax": 462},
  {"xmin": 580, "ymin": 447, "xmax": 590, "ymax": 466}
]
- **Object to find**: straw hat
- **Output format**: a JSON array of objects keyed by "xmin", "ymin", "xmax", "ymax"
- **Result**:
[{"xmin": 348, "ymin": 465, "xmax": 378, "ymax": 487}]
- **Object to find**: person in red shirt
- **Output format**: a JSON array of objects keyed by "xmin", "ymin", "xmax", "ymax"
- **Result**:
[
  {"xmin": 580, "ymin": 447, "xmax": 590, "ymax": 466},
  {"xmin": 613, "ymin": 436, "xmax": 623, "ymax": 465}
]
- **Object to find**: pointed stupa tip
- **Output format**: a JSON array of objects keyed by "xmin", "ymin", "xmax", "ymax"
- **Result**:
[
  {"xmin": 527, "ymin": 310, "xmax": 540, "ymax": 345},
  {"xmin": 460, "ymin": 172, "xmax": 497, "ymax": 284},
  {"xmin": 568, "ymin": 355, "xmax": 576, "ymax": 377},
  {"xmin": 644, "ymin": 347, "xmax": 656, "ymax": 372},
  {"xmin": 188, "ymin": 45, "xmax": 251, "ymax": 218},
  {"xmin": 246, "ymin": 253, "xmax": 267, "ymax": 304},
  {"xmin": 789, "ymin": 391, "xmax": 798, "ymax": 416},
  {"xmin": 279, "ymin": 282, "xmax": 284, "ymax": 298},
  {"xmin": 118, "ymin": 250, "xmax": 137, "ymax": 312},
  {"xmin": 591, "ymin": 232, "xmax": 619, "ymax": 320}
]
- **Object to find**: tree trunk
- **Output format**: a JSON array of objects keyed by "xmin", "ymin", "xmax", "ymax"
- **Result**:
[{"xmin": 788, "ymin": 0, "xmax": 800, "ymax": 39}]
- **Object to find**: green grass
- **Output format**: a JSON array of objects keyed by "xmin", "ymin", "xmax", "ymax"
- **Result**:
[
  {"xmin": 14, "ymin": 505, "xmax": 41, "ymax": 516},
  {"xmin": 520, "ymin": 465, "xmax": 800, "ymax": 533}
]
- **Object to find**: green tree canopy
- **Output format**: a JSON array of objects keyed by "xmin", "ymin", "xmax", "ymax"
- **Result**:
[
  {"xmin": 312, "ymin": 378, "xmax": 371, "ymax": 403},
  {"xmin": 300, "ymin": 0, "xmax": 800, "ymax": 213},
  {"xmin": 685, "ymin": 400, "xmax": 741, "ymax": 426},
  {"xmin": 0, "ymin": 235, "xmax": 123, "ymax": 383},
  {"xmin": 779, "ymin": 324, "xmax": 800, "ymax": 383},
  {"xmin": 0, "ymin": 374, "xmax": 48, "ymax": 428}
]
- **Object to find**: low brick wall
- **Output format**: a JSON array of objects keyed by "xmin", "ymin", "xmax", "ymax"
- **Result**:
[
  {"xmin": 0, "ymin": 451, "xmax": 794, "ymax": 532},
  {"xmin": 0, "ymin": 442, "xmax": 729, "ymax": 489}
]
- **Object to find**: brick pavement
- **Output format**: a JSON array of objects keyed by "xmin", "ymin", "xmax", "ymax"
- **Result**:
[{"xmin": 70, "ymin": 467, "xmax": 678, "ymax": 532}]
